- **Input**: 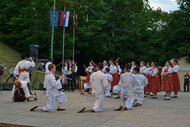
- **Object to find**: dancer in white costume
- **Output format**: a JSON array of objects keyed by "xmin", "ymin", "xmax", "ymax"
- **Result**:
[
  {"xmin": 114, "ymin": 63, "xmax": 137, "ymax": 111},
  {"xmin": 77, "ymin": 63, "xmax": 108, "ymax": 113},
  {"xmin": 30, "ymin": 64, "xmax": 67, "ymax": 112},
  {"xmin": 132, "ymin": 67, "xmax": 148, "ymax": 106},
  {"xmin": 15, "ymin": 54, "xmax": 35, "ymax": 83}
]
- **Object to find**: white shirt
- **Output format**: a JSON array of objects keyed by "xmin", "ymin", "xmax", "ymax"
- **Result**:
[
  {"xmin": 44, "ymin": 73, "xmax": 62, "ymax": 95},
  {"xmin": 109, "ymin": 65, "xmax": 117, "ymax": 74},
  {"xmin": 15, "ymin": 60, "xmax": 35, "ymax": 75},
  {"xmin": 173, "ymin": 65, "xmax": 180, "ymax": 73},
  {"xmin": 91, "ymin": 70, "xmax": 108, "ymax": 96}
]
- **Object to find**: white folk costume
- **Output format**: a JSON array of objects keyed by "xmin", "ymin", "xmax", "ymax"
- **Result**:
[
  {"xmin": 15, "ymin": 59, "xmax": 35, "ymax": 83},
  {"xmin": 120, "ymin": 72, "xmax": 137, "ymax": 110},
  {"xmin": 91, "ymin": 70, "xmax": 108, "ymax": 112},
  {"xmin": 43, "ymin": 61, "xmax": 52, "ymax": 88},
  {"xmin": 113, "ymin": 80, "xmax": 122, "ymax": 94},
  {"xmin": 134, "ymin": 74, "xmax": 148, "ymax": 105},
  {"xmin": 104, "ymin": 73, "xmax": 113, "ymax": 97},
  {"xmin": 42, "ymin": 72, "xmax": 67, "ymax": 112},
  {"xmin": 12, "ymin": 80, "xmax": 31, "ymax": 98}
]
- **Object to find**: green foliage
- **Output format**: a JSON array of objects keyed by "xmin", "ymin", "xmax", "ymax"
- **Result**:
[{"xmin": 0, "ymin": 0, "xmax": 190, "ymax": 66}]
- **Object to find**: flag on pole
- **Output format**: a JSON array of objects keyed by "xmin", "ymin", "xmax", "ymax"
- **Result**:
[
  {"xmin": 59, "ymin": 10, "xmax": 70, "ymax": 27},
  {"xmin": 73, "ymin": 14, "xmax": 78, "ymax": 28},
  {"xmin": 50, "ymin": 10, "xmax": 59, "ymax": 27}
]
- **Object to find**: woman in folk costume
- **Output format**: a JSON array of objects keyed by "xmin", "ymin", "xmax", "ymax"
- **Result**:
[
  {"xmin": 81, "ymin": 61, "xmax": 95, "ymax": 94},
  {"xmin": 149, "ymin": 62, "xmax": 161, "ymax": 99},
  {"xmin": 171, "ymin": 59, "xmax": 180, "ymax": 98},
  {"xmin": 15, "ymin": 54, "xmax": 35, "ymax": 83},
  {"xmin": 161, "ymin": 61, "xmax": 173, "ymax": 100},
  {"xmin": 12, "ymin": 80, "xmax": 37, "ymax": 102},
  {"xmin": 132, "ymin": 66, "xmax": 148, "ymax": 106},
  {"xmin": 109, "ymin": 59, "xmax": 120, "ymax": 90},
  {"xmin": 102, "ymin": 60, "xmax": 108, "ymax": 74},
  {"xmin": 114, "ymin": 63, "xmax": 137, "ymax": 111},
  {"xmin": 131, "ymin": 61, "xmax": 137, "ymax": 72},
  {"xmin": 30, "ymin": 64, "xmax": 67, "ymax": 112},
  {"xmin": 77, "ymin": 63, "xmax": 108, "ymax": 113},
  {"xmin": 140, "ymin": 61, "xmax": 149, "ymax": 95}
]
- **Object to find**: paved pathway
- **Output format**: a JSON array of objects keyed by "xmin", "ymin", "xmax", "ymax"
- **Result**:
[{"xmin": 0, "ymin": 91, "xmax": 190, "ymax": 127}]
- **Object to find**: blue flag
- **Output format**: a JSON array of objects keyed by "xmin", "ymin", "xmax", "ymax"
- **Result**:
[{"xmin": 50, "ymin": 10, "xmax": 59, "ymax": 27}]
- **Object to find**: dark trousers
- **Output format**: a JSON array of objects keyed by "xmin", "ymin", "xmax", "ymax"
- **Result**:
[
  {"xmin": 67, "ymin": 74, "xmax": 75, "ymax": 92},
  {"xmin": 184, "ymin": 81, "xmax": 189, "ymax": 92}
]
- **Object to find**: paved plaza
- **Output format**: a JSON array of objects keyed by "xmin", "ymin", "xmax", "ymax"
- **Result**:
[{"xmin": 0, "ymin": 91, "xmax": 190, "ymax": 127}]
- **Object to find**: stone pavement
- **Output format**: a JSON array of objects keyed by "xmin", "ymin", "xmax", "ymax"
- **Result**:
[{"xmin": 0, "ymin": 91, "xmax": 190, "ymax": 127}]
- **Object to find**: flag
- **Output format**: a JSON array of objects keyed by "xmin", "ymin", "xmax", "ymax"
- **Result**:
[
  {"xmin": 50, "ymin": 10, "xmax": 59, "ymax": 27},
  {"xmin": 73, "ymin": 14, "xmax": 78, "ymax": 28},
  {"xmin": 59, "ymin": 10, "xmax": 70, "ymax": 27}
]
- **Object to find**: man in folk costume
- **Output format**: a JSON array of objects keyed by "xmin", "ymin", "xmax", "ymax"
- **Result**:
[
  {"xmin": 149, "ymin": 62, "xmax": 161, "ymax": 99},
  {"xmin": 109, "ymin": 59, "xmax": 120, "ymax": 90},
  {"xmin": 171, "ymin": 59, "xmax": 180, "ymax": 98},
  {"xmin": 30, "ymin": 64, "xmax": 67, "ymax": 112},
  {"xmin": 104, "ymin": 67, "xmax": 113, "ymax": 97},
  {"xmin": 132, "ymin": 66, "xmax": 148, "ymax": 106},
  {"xmin": 161, "ymin": 61, "xmax": 173, "ymax": 100},
  {"xmin": 114, "ymin": 63, "xmax": 137, "ymax": 111},
  {"xmin": 15, "ymin": 54, "xmax": 35, "ymax": 83},
  {"xmin": 77, "ymin": 63, "xmax": 108, "ymax": 113}
]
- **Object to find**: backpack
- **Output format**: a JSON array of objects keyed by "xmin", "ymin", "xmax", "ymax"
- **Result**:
[
  {"xmin": 13, "ymin": 88, "xmax": 26, "ymax": 102},
  {"xmin": 0, "ymin": 66, "xmax": 4, "ymax": 76}
]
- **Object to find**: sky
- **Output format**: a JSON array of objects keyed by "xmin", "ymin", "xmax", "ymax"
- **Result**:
[{"xmin": 149, "ymin": 0, "xmax": 179, "ymax": 12}]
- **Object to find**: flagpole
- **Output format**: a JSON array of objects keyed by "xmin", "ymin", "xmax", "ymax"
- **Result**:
[
  {"xmin": 72, "ymin": 10, "xmax": 75, "ymax": 61},
  {"xmin": 50, "ymin": 0, "xmax": 56, "ymax": 59},
  {"xmin": 62, "ymin": 7, "xmax": 66, "ymax": 65}
]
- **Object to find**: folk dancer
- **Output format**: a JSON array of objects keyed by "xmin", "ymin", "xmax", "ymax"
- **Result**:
[
  {"xmin": 12, "ymin": 80, "xmax": 37, "ymax": 102},
  {"xmin": 77, "ymin": 63, "xmax": 108, "ymax": 113},
  {"xmin": 15, "ymin": 54, "xmax": 35, "ymax": 83},
  {"xmin": 30, "ymin": 64, "xmax": 67, "ymax": 112},
  {"xmin": 104, "ymin": 67, "xmax": 113, "ymax": 97},
  {"xmin": 114, "ymin": 63, "xmax": 137, "ymax": 111},
  {"xmin": 109, "ymin": 59, "xmax": 120, "ymax": 91},
  {"xmin": 133, "ymin": 66, "xmax": 148, "ymax": 106},
  {"xmin": 149, "ymin": 62, "xmax": 161, "ymax": 99},
  {"xmin": 161, "ymin": 61, "xmax": 173, "ymax": 100},
  {"xmin": 171, "ymin": 59, "xmax": 180, "ymax": 98}
]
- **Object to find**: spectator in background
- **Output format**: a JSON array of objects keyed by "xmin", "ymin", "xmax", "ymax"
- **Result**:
[{"xmin": 184, "ymin": 72, "xmax": 190, "ymax": 92}]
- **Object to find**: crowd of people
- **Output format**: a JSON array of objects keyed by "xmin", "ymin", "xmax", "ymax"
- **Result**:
[
  {"xmin": 0, "ymin": 53, "xmax": 189, "ymax": 113},
  {"xmin": 77, "ymin": 59, "xmax": 183, "ymax": 112}
]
